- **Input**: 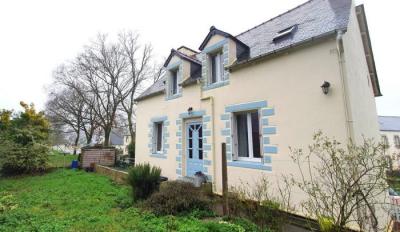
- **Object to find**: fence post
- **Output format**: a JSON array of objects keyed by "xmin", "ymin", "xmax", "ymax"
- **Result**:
[{"xmin": 221, "ymin": 142, "xmax": 229, "ymax": 215}]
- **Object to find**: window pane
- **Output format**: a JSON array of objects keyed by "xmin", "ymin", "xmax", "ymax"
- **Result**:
[
  {"xmin": 215, "ymin": 54, "xmax": 220, "ymax": 82},
  {"xmin": 382, "ymin": 135, "xmax": 389, "ymax": 148},
  {"xmin": 171, "ymin": 71, "xmax": 178, "ymax": 95},
  {"xmin": 236, "ymin": 113, "xmax": 249, "ymax": 157},
  {"xmin": 199, "ymin": 138, "xmax": 203, "ymax": 149},
  {"xmin": 189, "ymin": 126, "xmax": 193, "ymax": 138},
  {"xmin": 211, "ymin": 55, "xmax": 217, "ymax": 83},
  {"xmin": 189, "ymin": 149, "xmax": 193, "ymax": 159},
  {"xmin": 198, "ymin": 125, "xmax": 202, "ymax": 138},
  {"xmin": 251, "ymin": 112, "xmax": 261, "ymax": 158},
  {"xmin": 189, "ymin": 137, "xmax": 192, "ymax": 149},
  {"xmin": 217, "ymin": 53, "xmax": 223, "ymax": 81},
  {"xmin": 156, "ymin": 123, "xmax": 163, "ymax": 151},
  {"xmin": 199, "ymin": 149, "xmax": 203, "ymax": 160}
]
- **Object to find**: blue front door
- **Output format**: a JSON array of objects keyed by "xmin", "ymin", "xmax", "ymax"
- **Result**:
[{"xmin": 186, "ymin": 122, "xmax": 204, "ymax": 177}]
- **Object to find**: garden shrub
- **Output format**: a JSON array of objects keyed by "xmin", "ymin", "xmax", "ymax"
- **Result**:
[
  {"xmin": 187, "ymin": 208, "xmax": 216, "ymax": 219},
  {"xmin": 223, "ymin": 217, "xmax": 260, "ymax": 232},
  {"xmin": 0, "ymin": 102, "xmax": 50, "ymax": 176},
  {"xmin": 0, "ymin": 142, "xmax": 49, "ymax": 176},
  {"xmin": 204, "ymin": 220, "xmax": 246, "ymax": 232},
  {"xmin": 128, "ymin": 142, "xmax": 135, "ymax": 159},
  {"xmin": 226, "ymin": 181, "xmax": 285, "ymax": 231},
  {"xmin": 143, "ymin": 180, "xmax": 211, "ymax": 216},
  {"xmin": 127, "ymin": 163, "xmax": 161, "ymax": 201},
  {"xmin": 227, "ymin": 194, "xmax": 283, "ymax": 231}
]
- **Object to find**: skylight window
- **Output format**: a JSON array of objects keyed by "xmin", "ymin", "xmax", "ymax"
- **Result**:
[{"xmin": 273, "ymin": 25, "xmax": 297, "ymax": 42}]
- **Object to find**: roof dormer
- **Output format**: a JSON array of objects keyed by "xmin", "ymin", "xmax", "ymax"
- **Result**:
[
  {"xmin": 177, "ymin": 46, "xmax": 198, "ymax": 57},
  {"xmin": 163, "ymin": 48, "xmax": 202, "ymax": 100},
  {"xmin": 198, "ymin": 26, "xmax": 249, "ymax": 63}
]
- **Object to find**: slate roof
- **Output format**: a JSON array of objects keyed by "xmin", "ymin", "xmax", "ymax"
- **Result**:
[
  {"xmin": 136, "ymin": 75, "xmax": 166, "ymax": 100},
  {"xmin": 379, "ymin": 116, "xmax": 400, "ymax": 132},
  {"xmin": 236, "ymin": 0, "xmax": 351, "ymax": 60},
  {"xmin": 136, "ymin": 0, "xmax": 352, "ymax": 101},
  {"xmin": 110, "ymin": 129, "xmax": 124, "ymax": 146}
]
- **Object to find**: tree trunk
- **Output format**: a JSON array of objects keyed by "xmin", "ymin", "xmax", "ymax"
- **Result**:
[
  {"xmin": 103, "ymin": 127, "xmax": 111, "ymax": 147},
  {"xmin": 73, "ymin": 130, "xmax": 80, "ymax": 155},
  {"xmin": 127, "ymin": 113, "xmax": 135, "ymax": 142},
  {"xmin": 85, "ymin": 133, "xmax": 92, "ymax": 145},
  {"xmin": 86, "ymin": 130, "xmax": 93, "ymax": 145}
]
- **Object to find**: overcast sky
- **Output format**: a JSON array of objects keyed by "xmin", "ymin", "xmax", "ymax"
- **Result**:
[{"xmin": 0, "ymin": 0, "xmax": 398, "ymax": 116}]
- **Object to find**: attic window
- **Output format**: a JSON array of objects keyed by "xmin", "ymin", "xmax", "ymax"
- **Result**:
[
  {"xmin": 273, "ymin": 25, "xmax": 297, "ymax": 42},
  {"xmin": 170, "ymin": 69, "xmax": 178, "ymax": 95}
]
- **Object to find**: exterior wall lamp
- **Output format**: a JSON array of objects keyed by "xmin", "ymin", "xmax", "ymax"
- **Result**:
[
  {"xmin": 321, "ymin": 81, "xmax": 331, "ymax": 95},
  {"xmin": 187, "ymin": 107, "xmax": 193, "ymax": 115}
]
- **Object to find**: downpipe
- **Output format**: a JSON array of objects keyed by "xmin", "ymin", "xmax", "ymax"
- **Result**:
[{"xmin": 336, "ymin": 30, "xmax": 355, "ymax": 142}]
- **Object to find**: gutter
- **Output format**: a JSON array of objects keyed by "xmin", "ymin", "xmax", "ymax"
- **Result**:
[
  {"xmin": 200, "ymin": 82, "xmax": 217, "ymax": 192},
  {"xmin": 139, "ymin": 30, "xmax": 349, "ymax": 102}
]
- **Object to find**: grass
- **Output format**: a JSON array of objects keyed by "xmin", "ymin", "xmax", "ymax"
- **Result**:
[
  {"xmin": 48, "ymin": 151, "xmax": 78, "ymax": 168},
  {"xmin": 0, "ymin": 170, "xmax": 252, "ymax": 232}
]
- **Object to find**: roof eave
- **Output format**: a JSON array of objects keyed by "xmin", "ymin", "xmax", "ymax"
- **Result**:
[
  {"xmin": 163, "ymin": 49, "xmax": 201, "ymax": 68},
  {"xmin": 135, "ymin": 90, "xmax": 164, "ymax": 102},
  {"xmin": 177, "ymin": 45, "xmax": 199, "ymax": 54},
  {"xmin": 356, "ymin": 4, "xmax": 382, "ymax": 97}
]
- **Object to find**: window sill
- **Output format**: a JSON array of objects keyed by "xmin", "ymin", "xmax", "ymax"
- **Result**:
[
  {"xmin": 150, "ymin": 153, "xmax": 167, "ymax": 159},
  {"xmin": 166, "ymin": 93, "xmax": 182, "ymax": 101},
  {"xmin": 227, "ymin": 160, "xmax": 271, "ymax": 171},
  {"xmin": 202, "ymin": 80, "xmax": 229, "ymax": 91}
]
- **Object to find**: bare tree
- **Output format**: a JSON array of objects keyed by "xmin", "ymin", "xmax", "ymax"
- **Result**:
[
  {"xmin": 50, "ymin": 31, "xmax": 158, "ymax": 147},
  {"xmin": 48, "ymin": 122, "xmax": 68, "ymax": 146},
  {"xmin": 46, "ymin": 88, "xmax": 84, "ymax": 154},
  {"xmin": 116, "ymin": 31, "xmax": 153, "ymax": 144},
  {"xmin": 80, "ymin": 95, "xmax": 99, "ymax": 145},
  {"xmin": 50, "ymin": 65, "xmax": 100, "ymax": 146},
  {"xmin": 73, "ymin": 33, "xmax": 130, "ymax": 146},
  {"xmin": 290, "ymin": 131, "xmax": 389, "ymax": 231},
  {"xmin": 151, "ymin": 62, "xmax": 164, "ymax": 84}
]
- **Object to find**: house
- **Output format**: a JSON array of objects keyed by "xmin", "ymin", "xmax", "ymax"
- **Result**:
[
  {"xmin": 110, "ymin": 130, "xmax": 124, "ymax": 149},
  {"xmin": 123, "ymin": 134, "xmax": 131, "ymax": 155},
  {"xmin": 135, "ymin": 0, "xmax": 383, "ymax": 225},
  {"xmin": 379, "ymin": 116, "xmax": 400, "ymax": 169},
  {"xmin": 123, "ymin": 133, "xmax": 135, "ymax": 155},
  {"xmin": 109, "ymin": 129, "xmax": 125, "ymax": 151}
]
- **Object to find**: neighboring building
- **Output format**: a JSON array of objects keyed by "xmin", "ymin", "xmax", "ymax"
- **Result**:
[
  {"xmin": 90, "ymin": 128, "xmax": 130, "ymax": 153},
  {"xmin": 135, "ymin": 0, "xmax": 383, "ymax": 226},
  {"xmin": 109, "ymin": 129, "xmax": 124, "ymax": 150},
  {"xmin": 379, "ymin": 116, "xmax": 400, "ymax": 169},
  {"xmin": 123, "ymin": 134, "xmax": 134, "ymax": 155},
  {"xmin": 123, "ymin": 135, "xmax": 131, "ymax": 155}
]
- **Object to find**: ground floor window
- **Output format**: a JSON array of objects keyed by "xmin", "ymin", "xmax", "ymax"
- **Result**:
[
  {"xmin": 153, "ymin": 122, "xmax": 163, "ymax": 152},
  {"xmin": 382, "ymin": 135, "xmax": 389, "ymax": 149},
  {"xmin": 395, "ymin": 135, "xmax": 400, "ymax": 148},
  {"xmin": 233, "ymin": 111, "xmax": 261, "ymax": 161}
]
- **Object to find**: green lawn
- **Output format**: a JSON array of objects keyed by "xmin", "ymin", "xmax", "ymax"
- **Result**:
[
  {"xmin": 48, "ymin": 151, "xmax": 78, "ymax": 168},
  {"xmin": 0, "ymin": 170, "xmax": 248, "ymax": 232}
]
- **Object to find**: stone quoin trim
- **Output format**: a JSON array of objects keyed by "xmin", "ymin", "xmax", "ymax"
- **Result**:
[{"xmin": 221, "ymin": 100, "xmax": 277, "ymax": 171}]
